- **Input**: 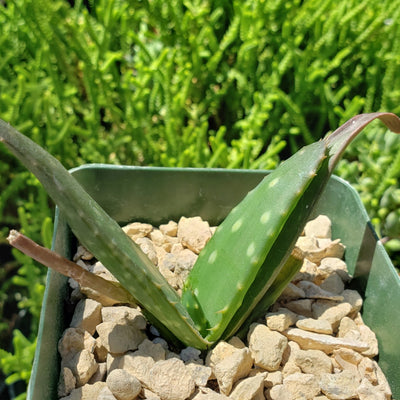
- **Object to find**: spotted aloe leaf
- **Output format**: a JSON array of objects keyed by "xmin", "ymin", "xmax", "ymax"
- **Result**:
[
  {"xmin": 181, "ymin": 112, "xmax": 400, "ymax": 343},
  {"xmin": 0, "ymin": 119, "xmax": 210, "ymax": 350}
]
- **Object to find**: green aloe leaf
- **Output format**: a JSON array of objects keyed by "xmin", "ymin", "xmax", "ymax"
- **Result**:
[
  {"xmin": 0, "ymin": 119, "xmax": 210, "ymax": 349},
  {"xmin": 182, "ymin": 112, "xmax": 400, "ymax": 343}
]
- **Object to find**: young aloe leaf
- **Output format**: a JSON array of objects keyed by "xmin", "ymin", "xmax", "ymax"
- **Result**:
[
  {"xmin": 182, "ymin": 112, "xmax": 400, "ymax": 343},
  {"xmin": 230, "ymin": 248, "xmax": 305, "ymax": 340},
  {"xmin": 0, "ymin": 119, "xmax": 210, "ymax": 349},
  {"xmin": 181, "ymin": 140, "xmax": 329, "ymax": 340},
  {"xmin": 220, "ymin": 149, "xmax": 332, "ymax": 340}
]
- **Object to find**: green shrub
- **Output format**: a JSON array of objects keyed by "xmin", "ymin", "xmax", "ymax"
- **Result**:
[
  {"xmin": 0, "ymin": 330, "xmax": 36, "ymax": 400},
  {"xmin": 1, "ymin": 0, "xmax": 400, "ymax": 396}
]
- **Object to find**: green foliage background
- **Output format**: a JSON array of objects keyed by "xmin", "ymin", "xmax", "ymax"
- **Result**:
[{"xmin": 1, "ymin": 0, "xmax": 400, "ymax": 398}]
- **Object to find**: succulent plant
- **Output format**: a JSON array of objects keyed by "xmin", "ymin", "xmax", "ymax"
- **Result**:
[{"xmin": 1, "ymin": 112, "xmax": 400, "ymax": 349}]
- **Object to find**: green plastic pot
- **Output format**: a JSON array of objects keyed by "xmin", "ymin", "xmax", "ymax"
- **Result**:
[{"xmin": 27, "ymin": 166, "xmax": 400, "ymax": 399}]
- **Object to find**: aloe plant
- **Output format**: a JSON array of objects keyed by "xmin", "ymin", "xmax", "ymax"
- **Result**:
[{"xmin": 1, "ymin": 112, "xmax": 400, "ymax": 349}]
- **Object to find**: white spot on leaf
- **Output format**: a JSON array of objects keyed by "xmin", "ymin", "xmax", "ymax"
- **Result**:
[
  {"xmin": 247, "ymin": 242, "xmax": 256, "ymax": 257},
  {"xmin": 261, "ymin": 211, "xmax": 270, "ymax": 224},
  {"xmin": 269, "ymin": 178, "xmax": 279, "ymax": 188},
  {"xmin": 251, "ymin": 256, "xmax": 260, "ymax": 266},
  {"xmin": 231, "ymin": 219, "xmax": 243, "ymax": 232},
  {"xmin": 208, "ymin": 250, "xmax": 217, "ymax": 264}
]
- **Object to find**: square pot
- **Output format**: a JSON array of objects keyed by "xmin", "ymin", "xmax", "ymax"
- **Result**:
[{"xmin": 27, "ymin": 166, "xmax": 400, "ymax": 399}]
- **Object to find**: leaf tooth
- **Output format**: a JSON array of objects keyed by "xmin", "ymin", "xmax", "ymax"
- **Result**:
[
  {"xmin": 280, "ymin": 210, "xmax": 288, "ymax": 218},
  {"xmin": 207, "ymin": 323, "xmax": 222, "ymax": 333},
  {"xmin": 250, "ymin": 256, "xmax": 260, "ymax": 266},
  {"xmin": 216, "ymin": 305, "xmax": 229, "ymax": 314}
]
